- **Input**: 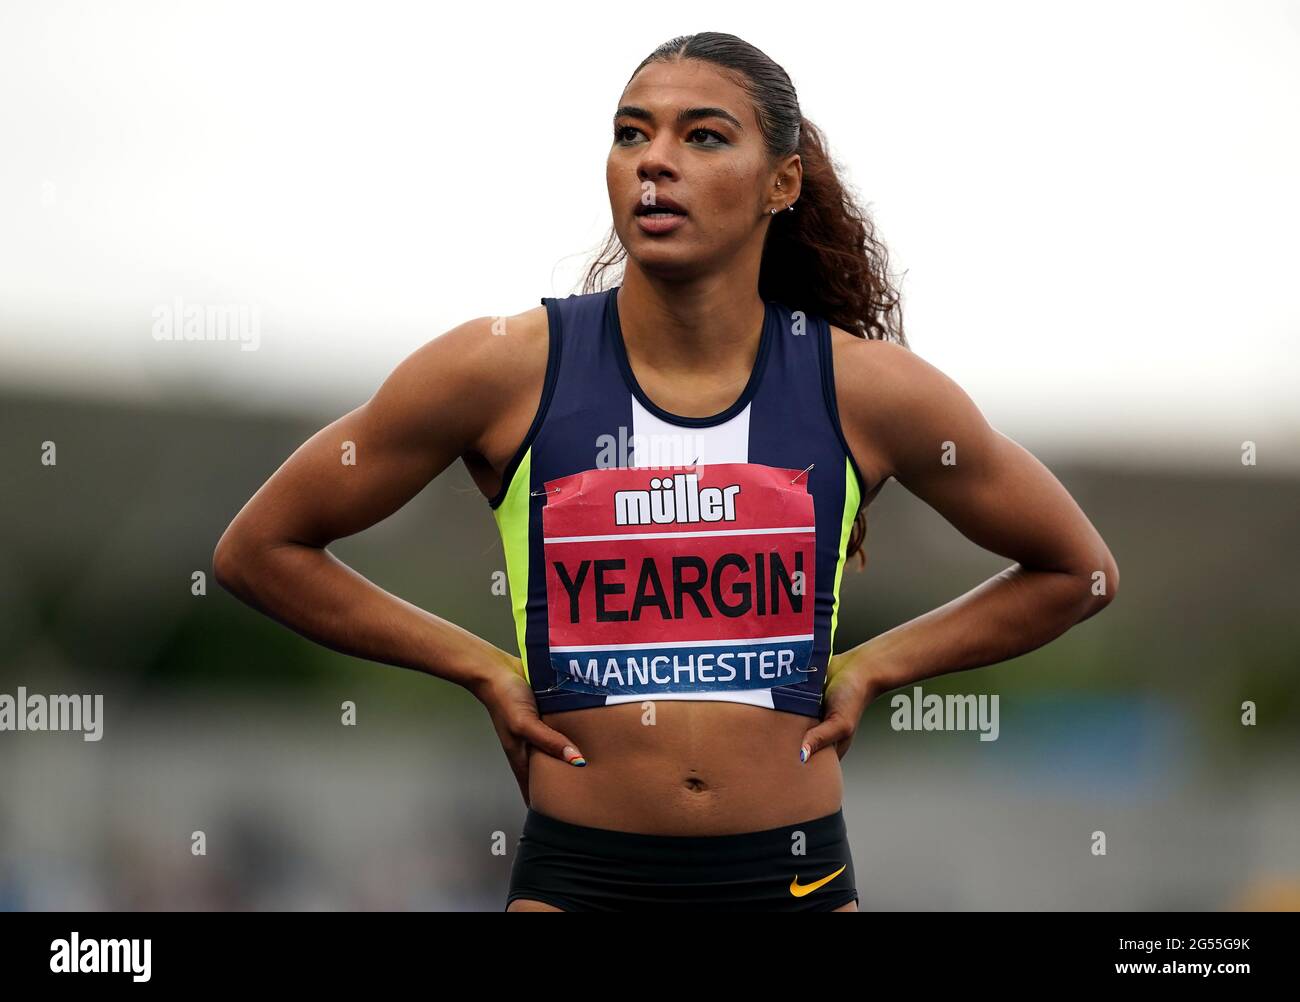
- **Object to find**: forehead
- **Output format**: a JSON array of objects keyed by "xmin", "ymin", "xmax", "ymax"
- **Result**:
[{"xmin": 619, "ymin": 59, "xmax": 755, "ymax": 126}]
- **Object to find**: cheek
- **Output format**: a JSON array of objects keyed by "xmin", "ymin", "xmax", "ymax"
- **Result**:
[{"xmin": 696, "ymin": 173, "xmax": 759, "ymax": 230}]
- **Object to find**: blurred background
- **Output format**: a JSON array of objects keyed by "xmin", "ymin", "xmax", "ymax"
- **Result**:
[{"xmin": 1, "ymin": 0, "xmax": 1297, "ymax": 910}]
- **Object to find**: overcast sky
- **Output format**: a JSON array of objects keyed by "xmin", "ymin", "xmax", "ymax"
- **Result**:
[{"xmin": 1, "ymin": 0, "xmax": 1296, "ymax": 470}]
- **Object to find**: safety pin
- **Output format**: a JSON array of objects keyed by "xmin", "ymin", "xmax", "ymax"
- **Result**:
[
  {"xmin": 530, "ymin": 487, "xmax": 561, "ymax": 498},
  {"xmin": 791, "ymin": 463, "xmax": 814, "ymax": 484}
]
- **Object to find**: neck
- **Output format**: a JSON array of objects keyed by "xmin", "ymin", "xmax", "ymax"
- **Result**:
[{"xmin": 616, "ymin": 268, "xmax": 766, "ymax": 380}]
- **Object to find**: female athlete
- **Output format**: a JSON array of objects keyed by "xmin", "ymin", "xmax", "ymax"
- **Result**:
[{"xmin": 213, "ymin": 32, "xmax": 1119, "ymax": 912}]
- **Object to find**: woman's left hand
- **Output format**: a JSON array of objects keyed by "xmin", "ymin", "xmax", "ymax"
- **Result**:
[{"xmin": 799, "ymin": 650, "xmax": 880, "ymax": 762}]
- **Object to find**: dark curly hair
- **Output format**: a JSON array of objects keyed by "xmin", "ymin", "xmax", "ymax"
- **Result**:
[{"xmin": 580, "ymin": 31, "xmax": 907, "ymax": 569}]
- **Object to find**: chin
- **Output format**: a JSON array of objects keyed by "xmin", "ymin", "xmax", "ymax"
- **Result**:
[
  {"xmin": 629, "ymin": 253, "xmax": 702, "ymax": 282},
  {"xmin": 620, "ymin": 235, "xmax": 693, "ymax": 267}
]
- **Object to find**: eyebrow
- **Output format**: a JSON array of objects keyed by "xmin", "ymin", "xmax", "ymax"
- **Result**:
[{"xmin": 613, "ymin": 105, "xmax": 744, "ymax": 131}]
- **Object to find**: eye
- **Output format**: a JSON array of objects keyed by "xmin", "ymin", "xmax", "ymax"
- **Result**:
[
  {"xmin": 688, "ymin": 128, "xmax": 727, "ymax": 146},
  {"xmin": 613, "ymin": 124, "xmax": 728, "ymax": 146}
]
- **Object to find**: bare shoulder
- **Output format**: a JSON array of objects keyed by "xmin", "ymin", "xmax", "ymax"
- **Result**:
[
  {"xmin": 464, "ymin": 303, "xmax": 552, "ymax": 444},
  {"xmin": 828, "ymin": 323, "xmax": 929, "ymax": 404},
  {"xmin": 428, "ymin": 303, "xmax": 549, "ymax": 415},
  {"xmin": 413, "ymin": 302, "xmax": 551, "ymax": 494},
  {"xmin": 364, "ymin": 302, "xmax": 550, "ymax": 472},
  {"xmin": 826, "ymin": 324, "xmax": 974, "ymax": 492},
  {"xmin": 415, "ymin": 303, "xmax": 549, "ymax": 398},
  {"xmin": 827, "ymin": 323, "xmax": 996, "ymax": 488}
]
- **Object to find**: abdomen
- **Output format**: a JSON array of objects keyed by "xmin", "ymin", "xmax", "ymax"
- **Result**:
[{"xmin": 529, "ymin": 701, "xmax": 844, "ymax": 835}]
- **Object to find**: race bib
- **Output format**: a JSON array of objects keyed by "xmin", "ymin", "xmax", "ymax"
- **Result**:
[{"xmin": 540, "ymin": 462, "xmax": 816, "ymax": 696}]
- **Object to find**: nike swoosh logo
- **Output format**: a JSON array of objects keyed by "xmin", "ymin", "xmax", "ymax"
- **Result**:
[{"xmin": 789, "ymin": 864, "xmax": 847, "ymax": 897}]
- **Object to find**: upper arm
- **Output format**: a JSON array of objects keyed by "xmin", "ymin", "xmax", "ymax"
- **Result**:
[
  {"xmin": 214, "ymin": 310, "xmax": 539, "ymax": 566},
  {"xmin": 834, "ymin": 336, "xmax": 1119, "ymax": 589}
]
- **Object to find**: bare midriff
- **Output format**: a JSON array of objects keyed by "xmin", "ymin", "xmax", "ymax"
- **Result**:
[{"xmin": 528, "ymin": 699, "xmax": 843, "ymax": 835}]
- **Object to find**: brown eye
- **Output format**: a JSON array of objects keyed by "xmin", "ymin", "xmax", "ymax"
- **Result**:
[{"xmin": 689, "ymin": 128, "xmax": 726, "ymax": 146}]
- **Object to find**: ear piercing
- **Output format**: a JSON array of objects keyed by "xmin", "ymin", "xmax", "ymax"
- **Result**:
[{"xmin": 770, "ymin": 179, "xmax": 794, "ymax": 215}]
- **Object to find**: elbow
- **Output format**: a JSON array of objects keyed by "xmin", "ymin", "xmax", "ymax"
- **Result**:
[
  {"xmin": 1051, "ymin": 545, "xmax": 1118, "ymax": 622},
  {"xmin": 212, "ymin": 526, "xmax": 251, "ymax": 596},
  {"xmin": 1083, "ymin": 550, "xmax": 1119, "ymax": 616}
]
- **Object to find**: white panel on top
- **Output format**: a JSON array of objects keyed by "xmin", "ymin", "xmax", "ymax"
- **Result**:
[{"xmin": 627, "ymin": 395, "xmax": 750, "ymax": 468}]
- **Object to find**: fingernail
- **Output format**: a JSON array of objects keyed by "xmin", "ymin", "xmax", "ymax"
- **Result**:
[
  {"xmin": 799, "ymin": 744, "xmax": 810, "ymax": 764},
  {"xmin": 564, "ymin": 746, "xmax": 586, "ymax": 767}
]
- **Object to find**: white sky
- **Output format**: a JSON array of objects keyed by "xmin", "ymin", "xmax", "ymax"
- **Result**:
[{"xmin": 1, "ymin": 0, "xmax": 1297, "ymax": 470}]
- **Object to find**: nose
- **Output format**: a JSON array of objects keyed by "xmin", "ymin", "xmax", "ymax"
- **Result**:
[{"xmin": 635, "ymin": 135, "xmax": 681, "ymax": 184}]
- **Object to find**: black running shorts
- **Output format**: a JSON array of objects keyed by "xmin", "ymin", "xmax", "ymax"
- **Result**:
[{"xmin": 506, "ymin": 806, "xmax": 858, "ymax": 911}]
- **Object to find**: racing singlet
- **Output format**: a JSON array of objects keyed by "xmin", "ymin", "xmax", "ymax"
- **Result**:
[{"xmin": 489, "ymin": 285, "xmax": 867, "ymax": 719}]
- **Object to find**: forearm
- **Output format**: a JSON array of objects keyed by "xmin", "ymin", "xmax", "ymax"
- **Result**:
[
  {"xmin": 849, "ymin": 564, "xmax": 1103, "ymax": 695},
  {"xmin": 215, "ymin": 540, "xmax": 513, "ymax": 695}
]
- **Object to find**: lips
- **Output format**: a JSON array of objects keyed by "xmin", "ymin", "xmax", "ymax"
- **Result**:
[{"xmin": 634, "ymin": 193, "xmax": 687, "ymax": 216}]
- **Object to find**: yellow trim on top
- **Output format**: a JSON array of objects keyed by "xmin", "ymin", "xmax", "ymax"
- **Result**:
[
  {"xmin": 491, "ymin": 447, "xmax": 533, "ymax": 684},
  {"xmin": 829, "ymin": 455, "xmax": 861, "ymax": 656}
]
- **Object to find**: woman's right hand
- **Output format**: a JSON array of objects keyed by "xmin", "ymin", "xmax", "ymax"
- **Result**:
[{"xmin": 471, "ymin": 655, "xmax": 586, "ymax": 807}]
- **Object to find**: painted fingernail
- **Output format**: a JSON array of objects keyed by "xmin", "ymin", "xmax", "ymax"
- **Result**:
[
  {"xmin": 564, "ymin": 746, "xmax": 586, "ymax": 767},
  {"xmin": 799, "ymin": 744, "xmax": 810, "ymax": 763}
]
